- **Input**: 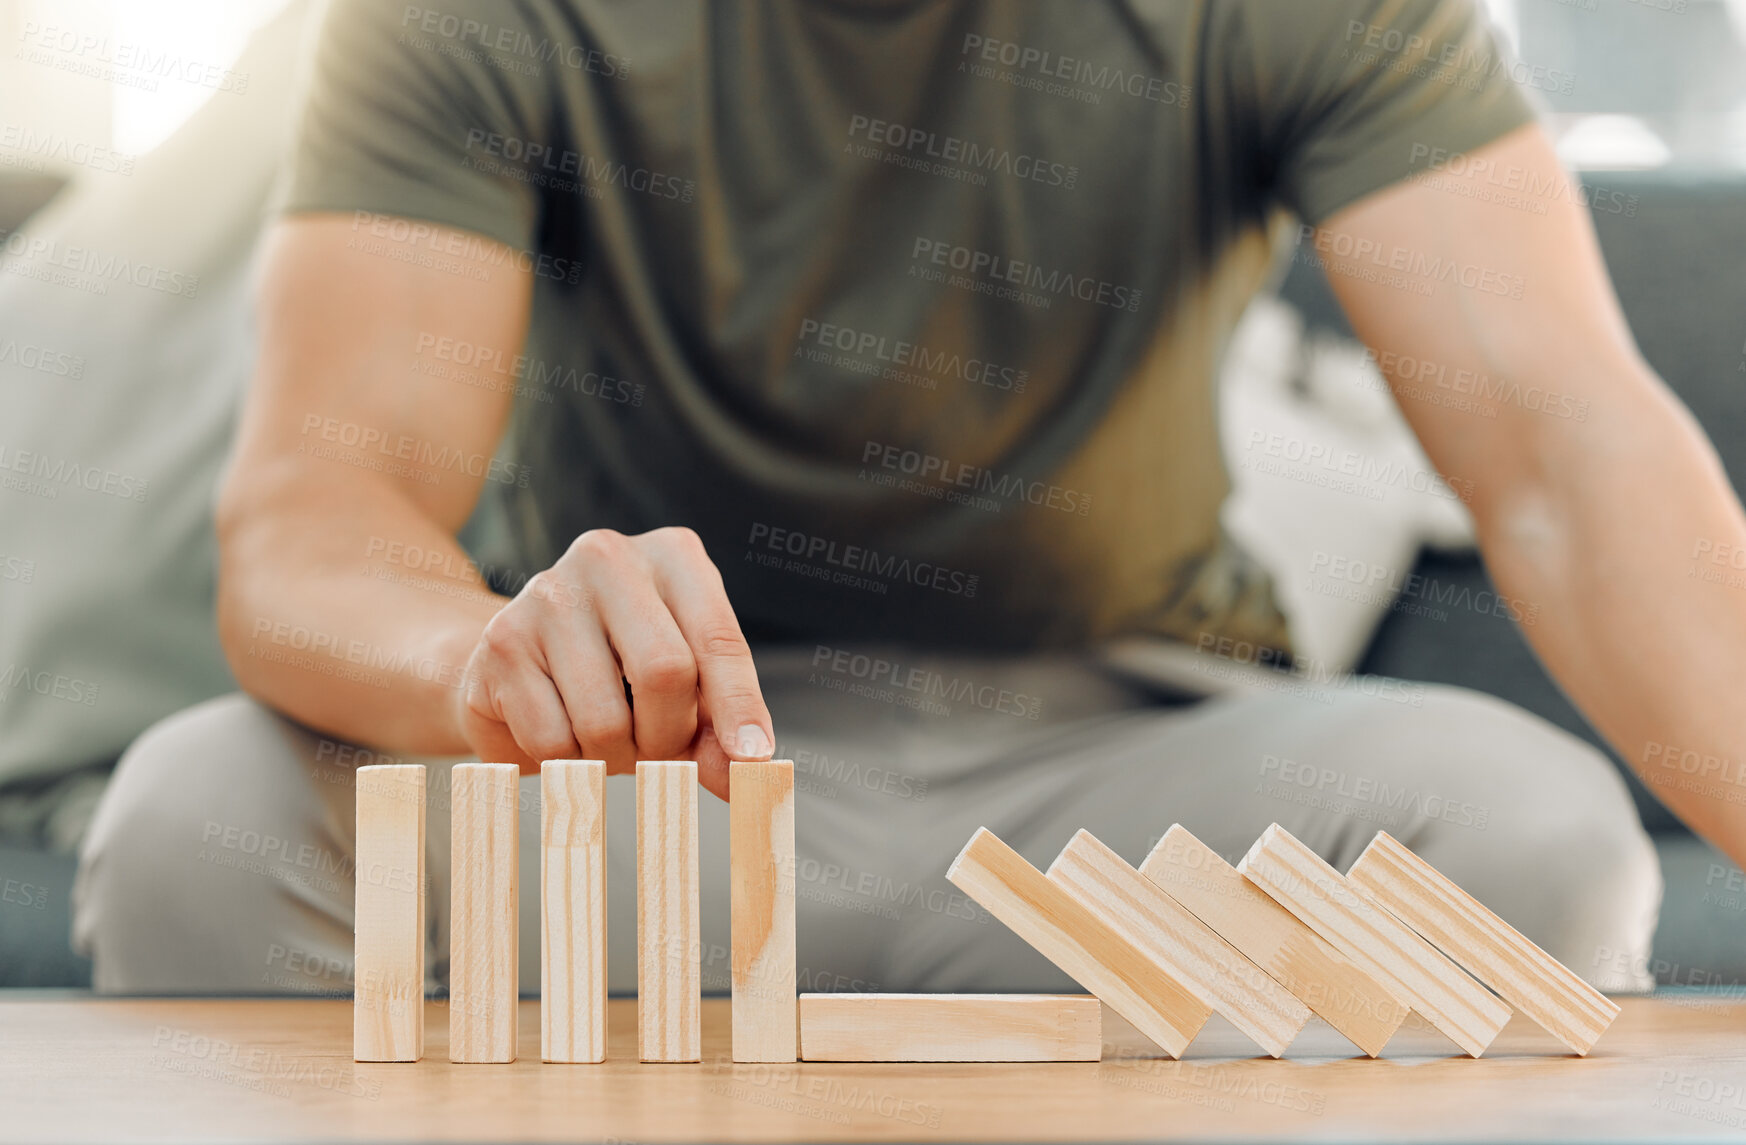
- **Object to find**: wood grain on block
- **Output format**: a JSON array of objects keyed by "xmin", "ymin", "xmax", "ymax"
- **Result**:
[
  {"xmin": 1347, "ymin": 830, "xmax": 1620, "ymax": 1055},
  {"xmin": 353, "ymin": 764, "xmax": 426, "ymax": 1062},
  {"xmin": 637, "ymin": 761, "xmax": 701, "ymax": 1062},
  {"xmin": 1139, "ymin": 824, "xmax": 1406, "ymax": 1058},
  {"xmin": 946, "ymin": 827, "xmax": 1210, "ymax": 1058},
  {"xmin": 1238, "ymin": 823, "xmax": 1511, "ymax": 1058},
  {"xmin": 1048, "ymin": 830, "xmax": 1309, "ymax": 1058},
  {"xmin": 797, "ymin": 994, "xmax": 1101, "ymax": 1062},
  {"xmin": 541, "ymin": 760, "xmax": 607, "ymax": 1064},
  {"xmin": 730, "ymin": 759, "xmax": 796, "ymax": 1063},
  {"xmin": 449, "ymin": 762, "xmax": 519, "ymax": 1063}
]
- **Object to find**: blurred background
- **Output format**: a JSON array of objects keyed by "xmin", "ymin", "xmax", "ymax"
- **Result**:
[{"xmin": 2, "ymin": 0, "xmax": 1745, "ymax": 990}]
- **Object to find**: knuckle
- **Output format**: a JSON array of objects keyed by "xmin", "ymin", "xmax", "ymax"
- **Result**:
[
  {"xmin": 694, "ymin": 621, "xmax": 751, "ymax": 663},
  {"xmin": 648, "ymin": 525, "xmax": 707, "ymax": 558},
  {"xmin": 568, "ymin": 528, "xmax": 630, "ymax": 565},
  {"xmin": 634, "ymin": 650, "xmax": 698, "ymax": 695},
  {"xmin": 478, "ymin": 611, "xmax": 530, "ymax": 660},
  {"xmin": 572, "ymin": 705, "xmax": 633, "ymax": 748}
]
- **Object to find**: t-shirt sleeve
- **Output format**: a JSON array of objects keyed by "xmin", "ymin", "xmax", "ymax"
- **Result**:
[
  {"xmin": 272, "ymin": 0, "xmax": 548, "ymax": 253},
  {"xmin": 1211, "ymin": 0, "xmax": 1543, "ymax": 225}
]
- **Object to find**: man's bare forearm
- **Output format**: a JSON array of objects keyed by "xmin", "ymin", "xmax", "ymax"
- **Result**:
[
  {"xmin": 216, "ymin": 462, "xmax": 503, "ymax": 755},
  {"xmin": 1477, "ymin": 373, "xmax": 1746, "ymax": 866}
]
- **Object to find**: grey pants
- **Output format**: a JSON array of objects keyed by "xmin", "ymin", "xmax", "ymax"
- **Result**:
[{"xmin": 72, "ymin": 645, "xmax": 1662, "ymax": 996}]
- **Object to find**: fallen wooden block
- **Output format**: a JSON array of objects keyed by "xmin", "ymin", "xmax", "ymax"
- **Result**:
[
  {"xmin": 1139, "ymin": 825, "xmax": 1406, "ymax": 1058},
  {"xmin": 1048, "ymin": 830, "xmax": 1310, "ymax": 1058},
  {"xmin": 798, "ymin": 993, "xmax": 1101, "ymax": 1062},
  {"xmin": 353, "ymin": 763, "xmax": 426, "ymax": 1063},
  {"xmin": 637, "ymin": 760, "xmax": 701, "ymax": 1062},
  {"xmin": 1238, "ymin": 823, "xmax": 1512, "ymax": 1058},
  {"xmin": 449, "ymin": 762, "xmax": 520, "ymax": 1063},
  {"xmin": 1347, "ymin": 830, "xmax": 1620, "ymax": 1055},
  {"xmin": 541, "ymin": 760, "xmax": 607, "ymax": 1064},
  {"xmin": 946, "ymin": 827, "xmax": 1211, "ymax": 1058},
  {"xmin": 730, "ymin": 759, "xmax": 797, "ymax": 1063}
]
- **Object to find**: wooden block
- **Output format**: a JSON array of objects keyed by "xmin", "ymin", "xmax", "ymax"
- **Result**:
[
  {"xmin": 637, "ymin": 760, "xmax": 701, "ymax": 1062},
  {"xmin": 541, "ymin": 760, "xmax": 607, "ymax": 1064},
  {"xmin": 449, "ymin": 762, "xmax": 519, "ymax": 1063},
  {"xmin": 353, "ymin": 764, "xmax": 426, "ymax": 1062},
  {"xmin": 1237, "ymin": 823, "xmax": 1512, "ymax": 1058},
  {"xmin": 946, "ymin": 827, "xmax": 1211, "ymax": 1058},
  {"xmin": 730, "ymin": 759, "xmax": 797, "ymax": 1063},
  {"xmin": 1047, "ymin": 830, "xmax": 1310, "ymax": 1057},
  {"xmin": 797, "ymin": 993, "xmax": 1101, "ymax": 1062},
  {"xmin": 1139, "ymin": 825, "xmax": 1406, "ymax": 1058},
  {"xmin": 1347, "ymin": 830, "xmax": 1620, "ymax": 1055}
]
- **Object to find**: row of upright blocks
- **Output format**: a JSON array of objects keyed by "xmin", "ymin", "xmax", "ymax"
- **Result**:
[
  {"xmin": 354, "ymin": 758, "xmax": 796, "ymax": 1064},
  {"xmin": 354, "ymin": 760, "xmax": 1619, "ymax": 1065}
]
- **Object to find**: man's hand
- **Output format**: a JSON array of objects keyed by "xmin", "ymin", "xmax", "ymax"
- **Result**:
[{"xmin": 455, "ymin": 526, "xmax": 773, "ymax": 799}]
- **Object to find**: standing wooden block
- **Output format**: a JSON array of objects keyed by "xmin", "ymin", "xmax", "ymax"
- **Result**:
[
  {"xmin": 1139, "ymin": 825, "xmax": 1406, "ymax": 1058},
  {"xmin": 353, "ymin": 764, "xmax": 426, "ymax": 1062},
  {"xmin": 637, "ymin": 760, "xmax": 701, "ymax": 1062},
  {"xmin": 449, "ymin": 762, "xmax": 519, "ymax": 1063},
  {"xmin": 1048, "ymin": 830, "xmax": 1310, "ymax": 1058},
  {"xmin": 797, "ymin": 994, "xmax": 1101, "ymax": 1062},
  {"xmin": 1238, "ymin": 823, "xmax": 1512, "ymax": 1058},
  {"xmin": 730, "ymin": 759, "xmax": 797, "ymax": 1063},
  {"xmin": 541, "ymin": 760, "xmax": 607, "ymax": 1063},
  {"xmin": 1347, "ymin": 831, "xmax": 1620, "ymax": 1055},
  {"xmin": 946, "ymin": 827, "xmax": 1211, "ymax": 1058}
]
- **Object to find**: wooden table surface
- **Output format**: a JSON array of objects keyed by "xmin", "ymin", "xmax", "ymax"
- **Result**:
[{"xmin": 3, "ymin": 994, "xmax": 1745, "ymax": 1142}]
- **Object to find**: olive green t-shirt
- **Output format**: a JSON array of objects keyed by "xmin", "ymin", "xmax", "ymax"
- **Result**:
[{"xmin": 279, "ymin": 0, "xmax": 1534, "ymax": 652}]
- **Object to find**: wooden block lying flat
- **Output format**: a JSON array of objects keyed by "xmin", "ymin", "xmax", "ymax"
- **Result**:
[
  {"xmin": 353, "ymin": 764, "xmax": 426, "ymax": 1062},
  {"xmin": 946, "ymin": 827, "xmax": 1211, "ymax": 1058},
  {"xmin": 730, "ymin": 759, "xmax": 797, "ymax": 1063},
  {"xmin": 1347, "ymin": 831, "xmax": 1620, "ymax": 1055},
  {"xmin": 1238, "ymin": 823, "xmax": 1511, "ymax": 1058},
  {"xmin": 1048, "ymin": 830, "xmax": 1310, "ymax": 1058},
  {"xmin": 798, "ymin": 994, "xmax": 1101, "ymax": 1062},
  {"xmin": 449, "ymin": 762, "xmax": 519, "ymax": 1063},
  {"xmin": 637, "ymin": 761, "xmax": 701, "ymax": 1062},
  {"xmin": 1140, "ymin": 825, "xmax": 1406, "ymax": 1058},
  {"xmin": 541, "ymin": 760, "xmax": 607, "ymax": 1064}
]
